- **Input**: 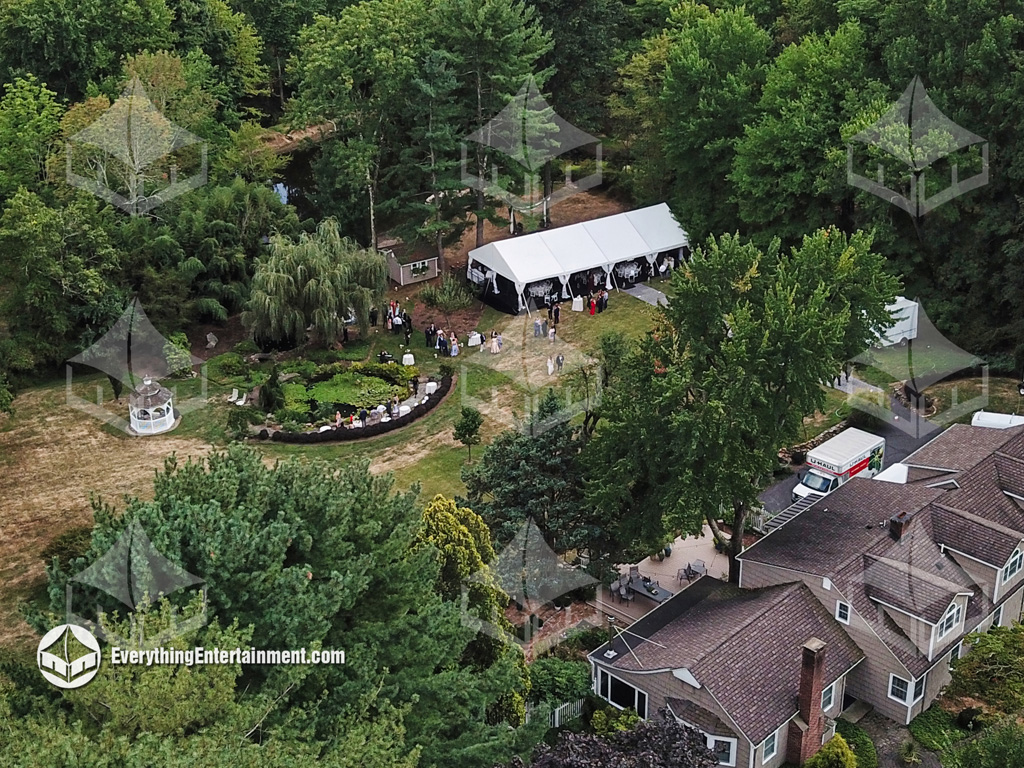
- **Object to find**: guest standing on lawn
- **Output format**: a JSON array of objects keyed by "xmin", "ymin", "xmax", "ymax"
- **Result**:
[{"xmin": 553, "ymin": 303, "xmax": 560, "ymax": 325}]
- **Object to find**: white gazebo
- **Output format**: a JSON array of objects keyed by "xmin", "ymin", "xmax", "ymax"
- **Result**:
[{"xmin": 128, "ymin": 377, "xmax": 176, "ymax": 435}]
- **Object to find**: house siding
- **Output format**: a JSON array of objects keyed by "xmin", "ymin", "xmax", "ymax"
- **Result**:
[
  {"xmin": 876, "ymin": 603, "xmax": 932, "ymax": 656},
  {"xmin": 1001, "ymin": 582, "xmax": 1024, "ymax": 623},
  {"xmin": 948, "ymin": 552, "xmax": 999, "ymax": 602}
]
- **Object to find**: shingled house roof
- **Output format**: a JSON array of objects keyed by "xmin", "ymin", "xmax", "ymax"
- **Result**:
[
  {"xmin": 590, "ymin": 580, "xmax": 863, "ymax": 744},
  {"xmin": 903, "ymin": 424, "xmax": 1024, "ymax": 477}
]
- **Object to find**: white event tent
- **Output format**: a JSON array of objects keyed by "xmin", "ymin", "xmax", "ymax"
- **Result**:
[{"xmin": 467, "ymin": 203, "xmax": 688, "ymax": 312}]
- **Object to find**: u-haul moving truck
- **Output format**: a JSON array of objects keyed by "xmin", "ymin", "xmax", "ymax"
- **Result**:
[{"xmin": 791, "ymin": 428, "xmax": 886, "ymax": 503}]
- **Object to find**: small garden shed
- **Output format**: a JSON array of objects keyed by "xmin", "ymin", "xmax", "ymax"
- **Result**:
[{"xmin": 380, "ymin": 236, "xmax": 439, "ymax": 286}]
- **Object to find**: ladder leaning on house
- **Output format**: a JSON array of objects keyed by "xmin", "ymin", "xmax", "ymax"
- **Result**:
[{"xmin": 752, "ymin": 495, "xmax": 820, "ymax": 534}]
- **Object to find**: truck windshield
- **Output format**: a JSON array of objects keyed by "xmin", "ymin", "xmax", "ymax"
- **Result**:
[{"xmin": 801, "ymin": 472, "xmax": 833, "ymax": 493}]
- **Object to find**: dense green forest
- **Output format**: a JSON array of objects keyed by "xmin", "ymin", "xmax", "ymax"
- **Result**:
[{"xmin": 2, "ymin": 0, "xmax": 1024, "ymax": 411}]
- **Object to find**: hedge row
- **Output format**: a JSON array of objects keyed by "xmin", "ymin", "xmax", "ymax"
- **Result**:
[{"xmin": 261, "ymin": 376, "xmax": 453, "ymax": 443}]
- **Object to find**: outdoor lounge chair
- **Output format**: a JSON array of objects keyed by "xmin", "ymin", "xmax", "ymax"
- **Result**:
[
  {"xmin": 228, "ymin": 388, "xmax": 239, "ymax": 402},
  {"xmin": 236, "ymin": 394, "xmax": 247, "ymax": 406}
]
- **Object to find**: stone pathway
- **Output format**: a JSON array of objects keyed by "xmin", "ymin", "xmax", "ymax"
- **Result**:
[{"xmin": 623, "ymin": 283, "xmax": 668, "ymax": 307}]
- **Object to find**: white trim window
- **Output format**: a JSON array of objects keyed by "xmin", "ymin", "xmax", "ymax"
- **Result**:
[
  {"xmin": 1002, "ymin": 548, "xmax": 1022, "ymax": 584},
  {"xmin": 822, "ymin": 682, "xmax": 836, "ymax": 712},
  {"xmin": 938, "ymin": 601, "xmax": 963, "ymax": 639},
  {"xmin": 708, "ymin": 735, "xmax": 737, "ymax": 767},
  {"xmin": 762, "ymin": 727, "xmax": 780, "ymax": 763},
  {"xmin": 596, "ymin": 668, "xmax": 648, "ymax": 718},
  {"xmin": 913, "ymin": 676, "xmax": 925, "ymax": 702},
  {"xmin": 992, "ymin": 605, "xmax": 1003, "ymax": 627},
  {"xmin": 835, "ymin": 601, "xmax": 851, "ymax": 624},
  {"xmin": 889, "ymin": 674, "xmax": 911, "ymax": 703}
]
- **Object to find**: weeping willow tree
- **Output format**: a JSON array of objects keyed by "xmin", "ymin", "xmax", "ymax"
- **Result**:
[{"xmin": 243, "ymin": 219, "xmax": 388, "ymax": 348}]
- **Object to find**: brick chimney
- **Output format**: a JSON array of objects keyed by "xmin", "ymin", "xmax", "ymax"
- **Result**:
[
  {"xmin": 786, "ymin": 638, "xmax": 827, "ymax": 766},
  {"xmin": 890, "ymin": 511, "xmax": 912, "ymax": 541}
]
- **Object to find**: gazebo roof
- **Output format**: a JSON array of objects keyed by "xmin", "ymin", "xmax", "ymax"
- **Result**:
[{"xmin": 129, "ymin": 378, "xmax": 172, "ymax": 409}]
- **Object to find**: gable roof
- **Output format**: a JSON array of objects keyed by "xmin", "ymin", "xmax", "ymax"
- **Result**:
[
  {"xmin": 590, "ymin": 580, "xmax": 863, "ymax": 744},
  {"xmin": 903, "ymin": 424, "xmax": 1024, "ymax": 477}
]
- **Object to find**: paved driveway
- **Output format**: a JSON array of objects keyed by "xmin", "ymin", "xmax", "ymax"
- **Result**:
[{"xmin": 759, "ymin": 384, "xmax": 943, "ymax": 513}]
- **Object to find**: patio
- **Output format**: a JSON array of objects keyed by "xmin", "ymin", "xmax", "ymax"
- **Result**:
[{"xmin": 590, "ymin": 525, "xmax": 728, "ymax": 623}]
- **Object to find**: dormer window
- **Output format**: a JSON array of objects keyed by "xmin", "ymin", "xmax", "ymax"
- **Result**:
[
  {"xmin": 835, "ymin": 601, "xmax": 851, "ymax": 624},
  {"xmin": 1002, "ymin": 548, "xmax": 1023, "ymax": 584},
  {"xmin": 938, "ymin": 601, "xmax": 963, "ymax": 639}
]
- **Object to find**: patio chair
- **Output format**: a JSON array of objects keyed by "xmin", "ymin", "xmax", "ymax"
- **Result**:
[
  {"xmin": 609, "ymin": 579, "xmax": 621, "ymax": 601},
  {"xmin": 236, "ymin": 394, "xmax": 247, "ymax": 407},
  {"xmin": 619, "ymin": 586, "xmax": 633, "ymax": 604},
  {"xmin": 228, "ymin": 388, "xmax": 239, "ymax": 402},
  {"xmin": 692, "ymin": 560, "xmax": 707, "ymax": 577},
  {"xmin": 628, "ymin": 565, "xmax": 640, "ymax": 580},
  {"xmin": 677, "ymin": 568, "xmax": 690, "ymax": 583}
]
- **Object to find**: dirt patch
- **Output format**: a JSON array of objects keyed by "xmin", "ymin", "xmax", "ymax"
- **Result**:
[
  {"xmin": 368, "ymin": 425, "xmax": 462, "ymax": 478},
  {"xmin": 858, "ymin": 711, "xmax": 941, "ymax": 768},
  {"xmin": 0, "ymin": 387, "xmax": 211, "ymax": 649},
  {"xmin": 189, "ymin": 314, "xmax": 250, "ymax": 361}
]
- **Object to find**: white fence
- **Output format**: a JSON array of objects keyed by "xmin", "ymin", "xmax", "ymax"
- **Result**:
[{"xmin": 525, "ymin": 697, "xmax": 586, "ymax": 729}]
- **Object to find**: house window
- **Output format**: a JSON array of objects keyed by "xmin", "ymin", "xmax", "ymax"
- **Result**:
[
  {"xmin": 835, "ymin": 601, "xmax": 851, "ymax": 624},
  {"xmin": 596, "ymin": 668, "xmax": 648, "ymax": 718},
  {"xmin": 913, "ymin": 676, "xmax": 925, "ymax": 702},
  {"xmin": 949, "ymin": 641, "xmax": 963, "ymax": 670},
  {"xmin": 993, "ymin": 605, "xmax": 1003, "ymax": 627},
  {"xmin": 762, "ymin": 728, "xmax": 779, "ymax": 762},
  {"xmin": 822, "ymin": 682, "xmax": 836, "ymax": 712},
  {"xmin": 889, "ymin": 675, "xmax": 910, "ymax": 703},
  {"xmin": 1003, "ymin": 548, "xmax": 1023, "ymax": 583},
  {"xmin": 708, "ymin": 736, "xmax": 737, "ymax": 767},
  {"xmin": 938, "ymin": 601, "xmax": 962, "ymax": 639}
]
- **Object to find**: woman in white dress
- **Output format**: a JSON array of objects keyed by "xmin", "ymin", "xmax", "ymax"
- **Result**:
[
  {"xmin": 450, "ymin": 336, "xmax": 460, "ymax": 356},
  {"xmin": 490, "ymin": 331, "xmax": 500, "ymax": 354},
  {"xmin": 547, "ymin": 357, "xmax": 554, "ymax": 376}
]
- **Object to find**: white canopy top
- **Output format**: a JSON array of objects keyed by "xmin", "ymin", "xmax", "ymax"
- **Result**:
[{"xmin": 468, "ymin": 203, "xmax": 688, "ymax": 289}]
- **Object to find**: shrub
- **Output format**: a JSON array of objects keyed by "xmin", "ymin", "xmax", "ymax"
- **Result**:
[
  {"xmin": 528, "ymin": 657, "xmax": 591, "ymax": 706},
  {"xmin": 163, "ymin": 332, "xmax": 194, "ymax": 378},
  {"xmin": 439, "ymin": 361, "xmax": 455, "ymax": 378},
  {"xmin": 910, "ymin": 705, "xmax": 964, "ymax": 751},
  {"xmin": 274, "ymin": 407, "xmax": 309, "ymax": 424},
  {"xmin": 282, "ymin": 382, "xmax": 311, "ymax": 414},
  {"xmin": 258, "ymin": 365, "xmax": 285, "ymax": 412},
  {"xmin": 208, "ymin": 352, "xmax": 247, "ymax": 378},
  {"xmin": 41, "ymin": 525, "xmax": 93, "ymax": 570},
  {"xmin": 956, "ymin": 707, "xmax": 995, "ymax": 732},
  {"xmin": 227, "ymin": 406, "xmax": 263, "ymax": 439},
  {"xmin": 349, "ymin": 362, "xmax": 418, "ymax": 386},
  {"xmin": 233, "ymin": 340, "xmax": 259, "ymax": 356},
  {"xmin": 805, "ymin": 735, "xmax": 857, "ymax": 768},
  {"xmin": 590, "ymin": 706, "xmax": 640, "ymax": 736},
  {"xmin": 279, "ymin": 360, "xmax": 317, "ymax": 378},
  {"xmin": 899, "ymin": 740, "xmax": 922, "ymax": 765},
  {"xmin": 836, "ymin": 719, "xmax": 878, "ymax": 768}
]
